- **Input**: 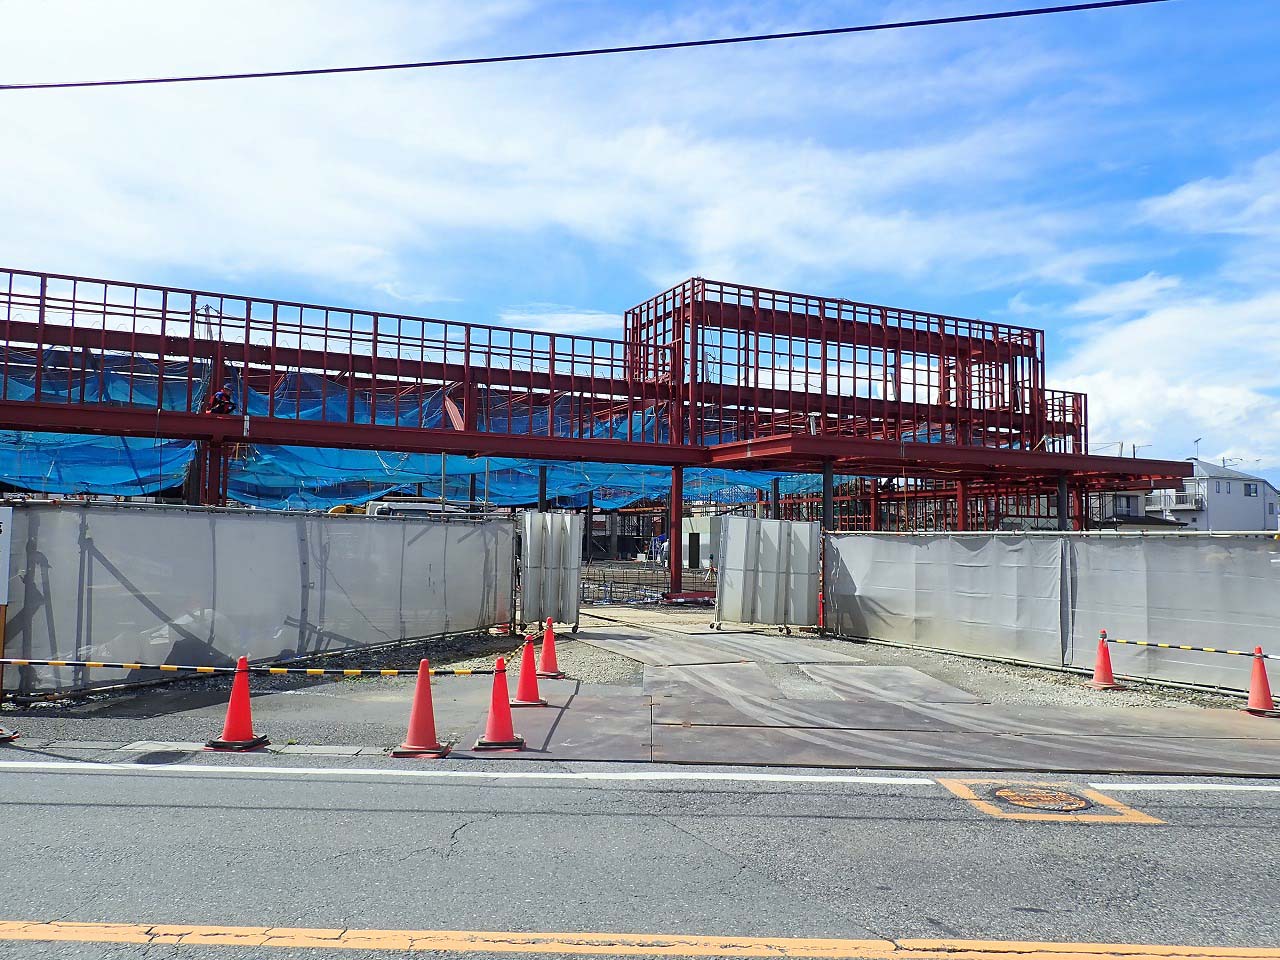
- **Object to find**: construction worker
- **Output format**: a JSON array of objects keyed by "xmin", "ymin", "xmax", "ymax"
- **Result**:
[{"xmin": 208, "ymin": 382, "xmax": 236, "ymax": 415}]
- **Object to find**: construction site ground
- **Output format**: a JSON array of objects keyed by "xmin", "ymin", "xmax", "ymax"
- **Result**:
[{"xmin": 3, "ymin": 605, "xmax": 1275, "ymax": 776}]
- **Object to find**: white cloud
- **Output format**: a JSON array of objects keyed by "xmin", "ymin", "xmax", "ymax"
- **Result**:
[
  {"xmin": 1070, "ymin": 272, "xmax": 1181, "ymax": 316},
  {"xmin": 0, "ymin": 0, "xmax": 1098, "ymax": 298},
  {"xmin": 497, "ymin": 305, "xmax": 622, "ymax": 335},
  {"xmin": 1143, "ymin": 152, "xmax": 1280, "ymax": 239},
  {"xmin": 1057, "ymin": 286, "xmax": 1280, "ymax": 473}
]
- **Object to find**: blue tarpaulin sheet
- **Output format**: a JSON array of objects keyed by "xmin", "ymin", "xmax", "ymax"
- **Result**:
[{"xmin": 0, "ymin": 359, "xmax": 861, "ymax": 508}]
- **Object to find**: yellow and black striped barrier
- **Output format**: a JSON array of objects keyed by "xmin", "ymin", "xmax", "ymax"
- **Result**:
[
  {"xmin": 1100, "ymin": 632, "xmax": 1278, "ymax": 662},
  {"xmin": 0, "ymin": 658, "xmax": 494, "ymax": 677}
]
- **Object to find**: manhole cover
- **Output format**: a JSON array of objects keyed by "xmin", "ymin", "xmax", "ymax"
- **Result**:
[{"xmin": 992, "ymin": 786, "xmax": 1092, "ymax": 812}]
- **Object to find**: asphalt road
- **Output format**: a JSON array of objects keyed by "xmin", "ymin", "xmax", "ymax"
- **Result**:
[{"xmin": 1, "ymin": 755, "xmax": 1278, "ymax": 959}]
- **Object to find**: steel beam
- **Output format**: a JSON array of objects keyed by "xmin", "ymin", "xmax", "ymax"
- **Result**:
[
  {"xmin": 0, "ymin": 402, "xmax": 708, "ymax": 467},
  {"xmin": 707, "ymin": 433, "xmax": 1190, "ymax": 483}
]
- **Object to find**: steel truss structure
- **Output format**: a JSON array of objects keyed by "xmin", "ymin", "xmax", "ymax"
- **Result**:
[{"xmin": 0, "ymin": 268, "xmax": 1189, "ymax": 583}]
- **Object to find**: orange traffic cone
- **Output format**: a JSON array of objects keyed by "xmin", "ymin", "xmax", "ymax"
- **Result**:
[
  {"xmin": 473, "ymin": 656, "xmax": 525, "ymax": 750},
  {"xmin": 392, "ymin": 660, "xmax": 450, "ymax": 757},
  {"xmin": 511, "ymin": 638, "xmax": 547, "ymax": 707},
  {"xmin": 206, "ymin": 656, "xmax": 269, "ymax": 751},
  {"xmin": 1087, "ymin": 630, "xmax": 1123, "ymax": 691},
  {"xmin": 538, "ymin": 617, "xmax": 564, "ymax": 679},
  {"xmin": 1244, "ymin": 647, "xmax": 1280, "ymax": 718}
]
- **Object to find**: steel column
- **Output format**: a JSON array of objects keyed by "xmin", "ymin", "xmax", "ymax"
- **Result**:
[
  {"xmin": 822, "ymin": 461, "xmax": 834, "ymax": 530},
  {"xmin": 1056, "ymin": 476, "xmax": 1070, "ymax": 531},
  {"xmin": 771, "ymin": 476, "xmax": 781, "ymax": 520},
  {"xmin": 537, "ymin": 465, "xmax": 548, "ymax": 511},
  {"xmin": 955, "ymin": 480, "xmax": 969, "ymax": 531},
  {"xmin": 669, "ymin": 466, "xmax": 683, "ymax": 594}
]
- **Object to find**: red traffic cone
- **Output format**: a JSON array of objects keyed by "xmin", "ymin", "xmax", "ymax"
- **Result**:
[
  {"xmin": 1087, "ymin": 630, "xmax": 1123, "ymax": 691},
  {"xmin": 206, "ymin": 656, "xmax": 269, "ymax": 751},
  {"xmin": 511, "ymin": 638, "xmax": 547, "ymax": 707},
  {"xmin": 1245, "ymin": 647, "xmax": 1280, "ymax": 718},
  {"xmin": 392, "ymin": 660, "xmax": 450, "ymax": 757},
  {"xmin": 0, "ymin": 726, "xmax": 18, "ymax": 744},
  {"xmin": 473, "ymin": 656, "xmax": 525, "ymax": 750},
  {"xmin": 538, "ymin": 617, "xmax": 565, "ymax": 679}
]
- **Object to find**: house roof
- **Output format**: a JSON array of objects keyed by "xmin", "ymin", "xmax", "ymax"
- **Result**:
[{"xmin": 1187, "ymin": 458, "xmax": 1271, "ymax": 483}]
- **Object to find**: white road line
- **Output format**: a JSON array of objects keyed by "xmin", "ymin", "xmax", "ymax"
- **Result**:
[
  {"xmin": 1091, "ymin": 782, "xmax": 1280, "ymax": 792},
  {"xmin": 0, "ymin": 760, "xmax": 937, "ymax": 787}
]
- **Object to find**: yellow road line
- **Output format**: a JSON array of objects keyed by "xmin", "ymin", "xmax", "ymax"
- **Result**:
[{"xmin": 0, "ymin": 923, "xmax": 1274, "ymax": 958}]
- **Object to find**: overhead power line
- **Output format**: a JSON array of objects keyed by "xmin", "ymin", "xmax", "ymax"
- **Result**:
[{"xmin": 1, "ymin": 0, "xmax": 1176, "ymax": 92}]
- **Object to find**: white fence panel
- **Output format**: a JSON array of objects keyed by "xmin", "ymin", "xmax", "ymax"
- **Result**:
[
  {"xmin": 715, "ymin": 517, "xmax": 819, "ymax": 626},
  {"xmin": 2, "ymin": 504, "xmax": 514, "ymax": 693},
  {"xmin": 825, "ymin": 534, "xmax": 1064, "ymax": 663},
  {"xmin": 1068, "ymin": 536, "xmax": 1280, "ymax": 690},
  {"xmin": 521, "ymin": 511, "xmax": 582, "ymax": 626},
  {"xmin": 824, "ymin": 531, "xmax": 1280, "ymax": 693}
]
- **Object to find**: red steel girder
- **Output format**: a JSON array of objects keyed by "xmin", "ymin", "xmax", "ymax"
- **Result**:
[
  {"xmin": 695, "ymin": 297, "xmax": 1040, "ymax": 361},
  {"xmin": 1, "ymin": 318, "xmax": 639, "ymax": 402},
  {"xmin": 706, "ymin": 433, "xmax": 1190, "ymax": 484},
  {"xmin": 0, "ymin": 402, "xmax": 706, "ymax": 467}
]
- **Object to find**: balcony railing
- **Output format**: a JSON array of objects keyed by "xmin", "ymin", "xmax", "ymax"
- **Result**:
[{"xmin": 1145, "ymin": 491, "xmax": 1204, "ymax": 511}]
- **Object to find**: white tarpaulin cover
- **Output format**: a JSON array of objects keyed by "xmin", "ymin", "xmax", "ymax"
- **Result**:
[
  {"xmin": 716, "ymin": 517, "xmax": 819, "ymax": 626},
  {"xmin": 521, "ymin": 511, "xmax": 582, "ymax": 626},
  {"xmin": 2, "ymin": 504, "xmax": 514, "ymax": 693},
  {"xmin": 1068, "ymin": 535, "xmax": 1280, "ymax": 690},
  {"xmin": 824, "ymin": 532, "xmax": 1280, "ymax": 693},
  {"xmin": 825, "ymin": 534, "xmax": 1064, "ymax": 662}
]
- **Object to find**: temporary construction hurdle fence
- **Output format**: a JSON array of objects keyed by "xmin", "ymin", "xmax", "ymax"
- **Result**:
[
  {"xmin": 1, "ymin": 501, "xmax": 516, "ymax": 695},
  {"xmin": 824, "ymin": 531, "xmax": 1280, "ymax": 694},
  {"xmin": 0, "ymin": 621, "xmax": 578, "ymax": 751},
  {"xmin": 521, "ymin": 511, "xmax": 582, "ymax": 630},
  {"xmin": 714, "ymin": 516, "xmax": 819, "ymax": 630}
]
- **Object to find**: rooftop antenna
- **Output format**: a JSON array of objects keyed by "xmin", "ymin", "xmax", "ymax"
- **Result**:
[{"xmin": 1193, "ymin": 437, "xmax": 1202, "ymax": 459}]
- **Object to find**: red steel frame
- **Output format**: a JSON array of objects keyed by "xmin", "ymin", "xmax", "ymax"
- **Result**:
[
  {"xmin": 626, "ymin": 278, "xmax": 1085, "ymax": 455},
  {"xmin": 0, "ymin": 268, "xmax": 1189, "ymax": 549}
]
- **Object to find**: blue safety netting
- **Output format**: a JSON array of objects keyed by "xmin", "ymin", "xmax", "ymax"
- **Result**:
[{"xmin": 0, "ymin": 358, "xmax": 847, "ymax": 508}]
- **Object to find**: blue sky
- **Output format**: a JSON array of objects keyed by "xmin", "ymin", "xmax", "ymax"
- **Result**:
[{"xmin": 2, "ymin": 0, "xmax": 1278, "ymax": 480}]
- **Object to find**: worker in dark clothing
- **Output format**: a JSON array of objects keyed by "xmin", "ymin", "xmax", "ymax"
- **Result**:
[{"xmin": 208, "ymin": 382, "xmax": 236, "ymax": 415}]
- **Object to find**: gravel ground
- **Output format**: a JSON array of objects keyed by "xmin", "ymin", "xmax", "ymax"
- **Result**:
[
  {"xmin": 0, "ymin": 627, "xmax": 642, "ymax": 718},
  {"xmin": 815, "ymin": 635, "xmax": 1245, "ymax": 710}
]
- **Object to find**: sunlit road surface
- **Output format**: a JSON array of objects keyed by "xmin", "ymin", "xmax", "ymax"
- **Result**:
[{"xmin": 1, "ymin": 757, "xmax": 1277, "ymax": 957}]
